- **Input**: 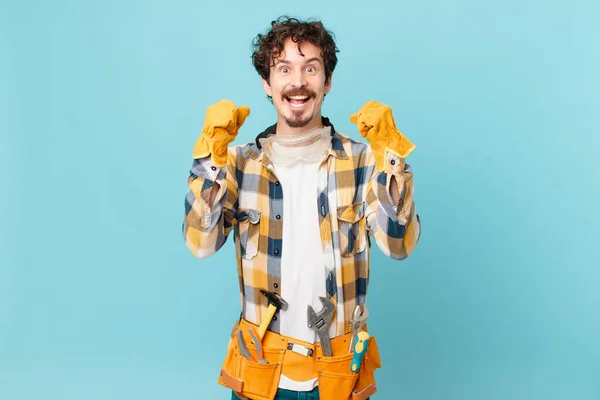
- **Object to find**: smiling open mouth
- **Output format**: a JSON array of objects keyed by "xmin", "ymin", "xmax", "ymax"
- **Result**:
[{"xmin": 285, "ymin": 95, "xmax": 311, "ymax": 108}]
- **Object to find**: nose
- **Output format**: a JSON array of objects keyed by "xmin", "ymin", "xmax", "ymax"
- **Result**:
[{"xmin": 290, "ymin": 68, "xmax": 308, "ymax": 88}]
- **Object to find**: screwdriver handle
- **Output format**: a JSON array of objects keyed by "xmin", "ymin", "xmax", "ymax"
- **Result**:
[{"xmin": 351, "ymin": 331, "xmax": 370, "ymax": 373}]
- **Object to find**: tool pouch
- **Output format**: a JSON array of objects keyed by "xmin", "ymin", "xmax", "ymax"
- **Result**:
[
  {"xmin": 218, "ymin": 321, "xmax": 284, "ymax": 400},
  {"xmin": 315, "ymin": 333, "xmax": 382, "ymax": 400},
  {"xmin": 218, "ymin": 319, "xmax": 381, "ymax": 400}
]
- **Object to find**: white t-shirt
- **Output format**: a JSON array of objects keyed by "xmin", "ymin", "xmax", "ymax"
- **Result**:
[{"xmin": 271, "ymin": 142, "xmax": 328, "ymax": 391}]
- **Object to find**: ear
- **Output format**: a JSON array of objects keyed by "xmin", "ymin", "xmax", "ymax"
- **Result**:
[
  {"xmin": 324, "ymin": 74, "xmax": 332, "ymax": 95},
  {"xmin": 262, "ymin": 78, "xmax": 273, "ymax": 98}
]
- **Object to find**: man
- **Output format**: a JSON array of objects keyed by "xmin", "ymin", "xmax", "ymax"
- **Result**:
[{"xmin": 183, "ymin": 16, "xmax": 420, "ymax": 400}]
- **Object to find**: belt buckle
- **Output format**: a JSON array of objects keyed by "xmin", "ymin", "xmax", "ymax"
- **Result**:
[{"xmin": 287, "ymin": 342, "xmax": 314, "ymax": 357}]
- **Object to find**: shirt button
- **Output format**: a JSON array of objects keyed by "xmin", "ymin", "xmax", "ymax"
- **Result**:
[
  {"xmin": 274, "ymin": 283, "xmax": 279, "ymax": 288},
  {"xmin": 274, "ymin": 249, "xmax": 279, "ymax": 255},
  {"xmin": 273, "ymin": 316, "xmax": 277, "ymax": 321},
  {"xmin": 390, "ymin": 160, "xmax": 396, "ymax": 166},
  {"xmin": 211, "ymin": 166, "xmax": 217, "ymax": 171},
  {"xmin": 275, "ymin": 181, "xmax": 280, "ymax": 186},
  {"xmin": 276, "ymin": 215, "xmax": 281, "ymax": 220}
]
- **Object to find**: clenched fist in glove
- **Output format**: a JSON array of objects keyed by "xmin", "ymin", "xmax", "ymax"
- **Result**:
[
  {"xmin": 350, "ymin": 101, "xmax": 415, "ymax": 172},
  {"xmin": 193, "ymin": 99, "xmax": 250, "ymax": 167}
]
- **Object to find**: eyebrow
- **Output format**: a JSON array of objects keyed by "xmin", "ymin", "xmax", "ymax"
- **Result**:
[
  {"xmin": 303, "ymin": 57, "xmax": 323, "ymax": 65},
  {"xmin": 274, "ymin": 57, "xmax": 323, "ymax": 66}
]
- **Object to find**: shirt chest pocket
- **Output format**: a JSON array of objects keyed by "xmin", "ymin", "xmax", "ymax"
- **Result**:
[
  {"xmin": 337, "ymin": 202, "xmax": 367, "ymax": 257},
  {"xmin": 238, "ymin": 209, "xmax": 261, "ymax": 260}
]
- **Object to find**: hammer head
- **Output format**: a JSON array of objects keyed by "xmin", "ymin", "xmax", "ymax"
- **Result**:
[{"xmin": 260, "ymin": 289, "xmax": 289, "ymax": 311}]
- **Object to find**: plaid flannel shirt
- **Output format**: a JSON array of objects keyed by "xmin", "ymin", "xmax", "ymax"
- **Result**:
[{"xmin": 183, "ymin": 117, "xmax": 421, "ymax": 337}]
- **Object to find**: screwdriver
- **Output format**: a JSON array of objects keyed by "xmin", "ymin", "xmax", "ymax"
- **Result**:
[{"xmin": 350, "ymin": 331, "xmax": 370, "ymax": 373}]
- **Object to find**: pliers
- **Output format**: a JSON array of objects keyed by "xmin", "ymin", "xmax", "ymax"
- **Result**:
[
  {"xmin": 349, "ymin": 304, "xmax": 369, "ymax": 352},
  {"xmin": 237, "ymin": 326, "xmax": 268, "ymax": 364}
]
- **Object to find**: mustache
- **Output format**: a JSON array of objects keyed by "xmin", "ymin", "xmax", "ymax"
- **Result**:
[{"xmin": 282, "ymin": 88, "xmax": 316, "ymax": 99}]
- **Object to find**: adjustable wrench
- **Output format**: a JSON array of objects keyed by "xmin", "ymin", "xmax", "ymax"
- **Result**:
[
  {"xmin": 307, "ymin": 296, "xmax": 335, "ymax": 357},
  {"xmin": 349, "ymin": 304, "xmax": 369, "ymax": 352}
]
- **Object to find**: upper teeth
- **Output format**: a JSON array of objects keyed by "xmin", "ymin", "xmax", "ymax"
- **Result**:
[{"xmin": 289, "ymin": 96, "xmax": 308, "ymax": 100}]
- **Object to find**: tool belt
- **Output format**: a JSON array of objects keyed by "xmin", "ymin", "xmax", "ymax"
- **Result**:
[{"xmin": 218, "ymin": 318, "xmax": 381, "ymax": 400}]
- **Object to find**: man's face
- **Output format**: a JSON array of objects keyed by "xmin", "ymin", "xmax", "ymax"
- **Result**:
[{"xmin": 262, "ymin": 38, "xmax": 331, "ymax": 130}]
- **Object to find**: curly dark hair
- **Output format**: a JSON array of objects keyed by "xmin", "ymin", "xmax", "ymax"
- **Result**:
[{"xmin": 251, "ymin": 16, "xmax": 339, "ymax": 85}]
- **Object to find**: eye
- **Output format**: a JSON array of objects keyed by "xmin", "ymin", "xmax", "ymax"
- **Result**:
[
  {"xmin": 305, "ymin": 66, "xmax": 316, "ymax": 73},
  {"xmin": 279, "ymin": 66, "xmax": 289, "ymax": 73}
]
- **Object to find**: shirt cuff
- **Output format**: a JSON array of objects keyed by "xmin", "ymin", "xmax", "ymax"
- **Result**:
[
  {"xmin": 385, "ymin": 151, "xmax": 410, "ymax": 176},
  {"xmin": 191, "ymin": 155, "xmax": 226, "ymax": 181}
]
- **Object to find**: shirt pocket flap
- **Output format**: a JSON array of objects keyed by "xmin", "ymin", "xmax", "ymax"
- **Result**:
[
  {"xmin": 238, "ymin": 209, "xmax": 261, "ymax": 260},
  {"xmin": 337, "ymin": 202, "xmax": 364, "ymax": 223}
]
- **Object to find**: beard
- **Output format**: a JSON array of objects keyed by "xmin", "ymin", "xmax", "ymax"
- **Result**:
[
  {"xmin": 284, "ymin": 111, "xmax": 312, "ymax": 127},
  {"xmin": 281, "ymin": 87, "xmax": 316, "ymax": 128}
]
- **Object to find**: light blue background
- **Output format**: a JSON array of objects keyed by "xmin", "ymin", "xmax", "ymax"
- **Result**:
[{"xmin": 1, "ymin": 0, "xmax": 599, "ymax": 399}]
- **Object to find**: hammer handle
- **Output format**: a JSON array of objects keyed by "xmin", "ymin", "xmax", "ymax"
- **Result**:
[{"xmin": 257, "ymin": 304, "xmax": 277, "ymax": 339}]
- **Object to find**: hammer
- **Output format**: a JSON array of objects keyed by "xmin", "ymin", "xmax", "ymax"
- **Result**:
[{"xmin": 257, "ymin": 289, "xmax": 289, "ymax": 339}]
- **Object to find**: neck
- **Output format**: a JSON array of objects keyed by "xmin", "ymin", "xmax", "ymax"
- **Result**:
[{"xmin": 275, "ymin": 115, "xmax": 324, "ymax": 137}]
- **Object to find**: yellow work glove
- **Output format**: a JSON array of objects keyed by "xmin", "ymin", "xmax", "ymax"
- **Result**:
[
  {"xmin": 350, "ymin": 101, "xmax": 415, "ymax": 172},
  {"xmin": 193, "ymin": 99, "xmax": 250, "ymax": 167}
]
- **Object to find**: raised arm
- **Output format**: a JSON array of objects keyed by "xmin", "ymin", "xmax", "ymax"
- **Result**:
[
  {"xmin": 182, "ymin": 100, "xmax": 249, "ymax": 258},
  {"xmin": 351, "ymin": 101, "xmax": 421, "ymax": 260}
]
